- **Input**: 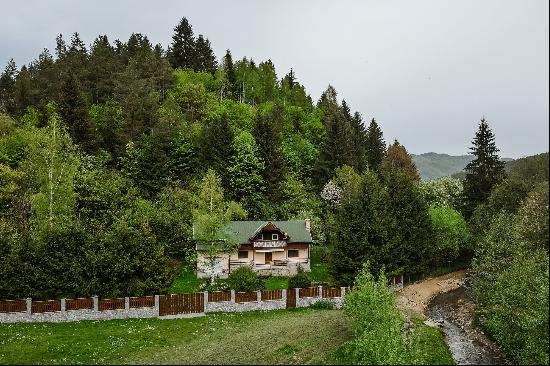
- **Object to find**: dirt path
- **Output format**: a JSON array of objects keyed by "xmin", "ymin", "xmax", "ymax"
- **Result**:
[{"xmin": 395, "ymin": 269, "xmax": 468, "ymax": 316}]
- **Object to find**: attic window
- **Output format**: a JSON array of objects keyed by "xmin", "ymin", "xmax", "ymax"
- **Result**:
[{"xmin": 272, "ymin": 233, "xmax": 279, "ymax": 240}]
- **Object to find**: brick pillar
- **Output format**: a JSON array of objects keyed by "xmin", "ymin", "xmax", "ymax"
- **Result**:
[
  {"xmin": 93, "ymin": 296, "xmax": 99, "ymax": 311},
  {"xmin": 61, "ymin": 298, "xmax": 66, "ymax": 312},
  {"xmin": 26, "ymin": 298, "xmax": 32, "ymax": 315},
  {"xmin": 318, "ymin": 285, "xmax": 323, "ymax": 299},
  {"xmin": 230, "ymin": 290, "xmax": 236, "ymax": 303},
  {"xmin": 256, "ymin": 290, "xmax": 261, "ymax": 302}
]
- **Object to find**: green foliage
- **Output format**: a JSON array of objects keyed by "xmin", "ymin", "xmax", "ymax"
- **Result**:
[
  {"xmin": 342, "ymin": 264, "xmax": 453, "ymax": 365},
  {"xmin": 380, "ymin": 140, "xmax": 420, "ymax": 182},
  {"xmin": 417, "ymin": 176, "xmax": 463, "ymax": 210},
  {"xmin": 309, "ymin": 300, "xmax": 334, "ymax": 309},
  {"xmin": 288, "ymin": 266, "xmax": 312, "ymax": 288},
  {"xmin": 227, "ymin": 266, "xmax": 259, "ymax": 292},
  {"xmin": 472, "ymin": 181, "xmax": 549, "ymax": 364},
  {"xmin": 428, "ymin": 205, "xmax": 470, "ymax": 266}
]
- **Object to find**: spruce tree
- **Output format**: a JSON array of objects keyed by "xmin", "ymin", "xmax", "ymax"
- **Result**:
[
  {"xmin": 253, "ymin": 105, "xmax": 286, "ymax": 203},
  {"xmin": 0, "ymin": 59, "xmax": 17, "ymax": 114},
  {"xmin": 167, "ymin": 17, "xmax": 196, "ymax": 69},
  {"xmin": 315, "ymin": 87, "xmax": 355, "ymax": 187},
  {"xmin": 462, "ymin": 118, "xmax": 506, "ymax": 218},
  {"xmin": 58, "ymin": 72, "xmax": 96, "ymax": 152},
  {"xmin": 380, "ymin": 140, "xmax": 419, "ymax": 181},
  {"xmin": 194, "ymin": 35, "xmax": 217, "ymax": 73},
  {"xmin": 199, "ymin": 112, "xmax": 234, "ymax": 188},
  {"xmin": 223, "ymin": 50, "xmax": 239, "ymax": 101},
  {"xmin": 365, "ymin": 118, "xmax": 386, "ymax": 171}
]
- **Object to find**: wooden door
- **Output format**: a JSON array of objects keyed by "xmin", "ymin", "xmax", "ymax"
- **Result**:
[{"xmin": 265, "ymin": 252, "xmax": 272, "ymax": 263}]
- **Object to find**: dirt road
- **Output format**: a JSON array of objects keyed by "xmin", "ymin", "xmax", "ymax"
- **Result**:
[{"xmin": 395, "ymin": 269, "xmax": 468, "ymax": 316}]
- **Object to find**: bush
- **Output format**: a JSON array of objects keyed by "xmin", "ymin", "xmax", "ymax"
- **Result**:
[
  {"xmin": 226, "ymin": 266, "xmax": 258, "ymax": 292},
  {"xmin": 309, "ymin": 300, "xmax": 334, "ymax": 309},
  {"xmin": 428, "ymin": 204, "xmax": 470, "ymax": 266},
  {"xmin": 288, "ymin": 266, "xmax": 312, "ymax": 288}
]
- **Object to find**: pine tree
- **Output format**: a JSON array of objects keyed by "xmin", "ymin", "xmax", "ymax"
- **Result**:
[
  {"xmin": 342, "ymin": 101, "xmax": 367, "ymax": 172},
  {"xmin": 462, "ymin": 118, "xmax": 506, "ymax": 218},
  {"xmin": 365, "ymin": 118, "xmax": 386, "ymax": 171},
  {"xmin": 168, "ymin": 17, "xmax": 196, "ymax": 69},
  {"xmin": 223, "ymin": 50, "xmax": 239, "ymax": 101},
  {"xmin": 0, "ymin": 59, "xmax": 17, "ymax": 114},
  {"xmin": 253, "ymin": 105, "xmax": 286, "ymax": 203},
  {"xmin": 58, "ymin": 72, "xmax": 96, "ymax": 152},
  {"xmin": 194, "ymin": 35, "xmax": 217, "ymax": 73}
]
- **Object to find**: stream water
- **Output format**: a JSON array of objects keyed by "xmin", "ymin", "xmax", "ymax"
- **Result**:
[{"xmin": 427, "ymin": 285, "xmax": 508, "ymax": 365}]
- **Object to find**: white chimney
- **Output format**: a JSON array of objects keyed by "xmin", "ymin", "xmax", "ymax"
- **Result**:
[{"xmin": 304, "ymin": 218, "xmax": 311, "ymax": 231}]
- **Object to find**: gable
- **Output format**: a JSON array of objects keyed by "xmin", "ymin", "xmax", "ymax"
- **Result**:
[{"xmin": 227, "ymin": 220, "xmax": 313, "ymax": 244}]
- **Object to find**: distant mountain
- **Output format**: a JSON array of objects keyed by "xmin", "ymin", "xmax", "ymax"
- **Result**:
[
  {"xmin": 412, "ymin": 152, "xmax": 514, "ymax": 180},
  {"xmin": 412, "ymin": 153, "xmax": 475, "ymax": 180}
]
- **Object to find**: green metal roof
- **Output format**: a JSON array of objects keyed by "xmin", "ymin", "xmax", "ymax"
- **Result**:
[{"xmin": 195, "ymin": 220, "xmax": 312, "ymax": 249}]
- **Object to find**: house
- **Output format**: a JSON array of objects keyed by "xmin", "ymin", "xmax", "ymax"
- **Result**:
[{"xmin": 196, "ymin": 219, "xmax": 312, "ymax": 278}]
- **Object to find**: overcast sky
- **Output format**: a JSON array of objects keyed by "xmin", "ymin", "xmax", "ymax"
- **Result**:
[{"xmin": 1, "ymin": 0, "xmax": 548, "ymax": 158}]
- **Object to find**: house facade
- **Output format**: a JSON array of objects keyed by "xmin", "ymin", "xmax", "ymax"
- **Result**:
[{"xmin": 196, "ymin": 220, "xmax": 312, "ymax": 278}]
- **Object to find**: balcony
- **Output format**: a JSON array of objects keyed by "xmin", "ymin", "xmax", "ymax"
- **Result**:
[{"xmin": 252, "ymin": 240, "xmax": 286, "ymax": 248}]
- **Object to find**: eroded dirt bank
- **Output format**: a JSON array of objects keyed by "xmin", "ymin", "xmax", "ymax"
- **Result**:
[{"xmin": 395, "ymin": 269, "xmax": 468, "ymax": 316}]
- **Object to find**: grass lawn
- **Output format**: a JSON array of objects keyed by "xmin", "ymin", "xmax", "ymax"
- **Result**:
[
  {"xmin": 168, "ymin": 266, "xmax": 205, "ymax": 294},
  {"xmin": 0, "ymin": 309, "xmax": 352, "ymax": 365}
]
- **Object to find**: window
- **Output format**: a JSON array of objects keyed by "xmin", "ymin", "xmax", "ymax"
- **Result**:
[
  {"xmin": 238, "ymin": 251, "xmax": 248, "ymax": 259},
  {"xmin": 272, "ymin": 233, "xmax": 279, "ymax": 240},
  {"xmin": 257, "ymin": 233, "xmax": 264, "ymax": 240},
  {"xmin": 288, "ymin": 250, "xmax": 299, "ymax": 258}
]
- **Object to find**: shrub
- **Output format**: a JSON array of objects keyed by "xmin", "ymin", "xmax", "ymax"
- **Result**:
[
  {"xmin": 288, "ymin": 266, "xmax": 311, "ymax": 288},
  {"xmin": 226, "ymin": 266, "xmax": 258, "ymax": 292},
  {"xmin": 309, "ymin": 300, "xmax": 334, "ymax": 310}
]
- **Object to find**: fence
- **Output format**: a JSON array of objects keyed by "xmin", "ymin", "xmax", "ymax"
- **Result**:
[
  {"xmin": 1, "ymin": 277, "xmax": 407, "ymax": 324},
  {"xmin": 208, "ymin": 291, "xmax": 231, "ymax": 302},
  {"xmin": 235, "ymin": 291, "xmax": 257, "ymax": 303}
]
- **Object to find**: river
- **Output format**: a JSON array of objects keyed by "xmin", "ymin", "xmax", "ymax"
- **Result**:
[{"xmin": 427, "ymin": 285, "xmax": 508, "ymax": 365}]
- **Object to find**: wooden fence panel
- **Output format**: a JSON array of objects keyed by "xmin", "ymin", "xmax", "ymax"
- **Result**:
[
  {"xmin": 98, "ymin": 298, "xmax": 125, "ymax": 311},
  {"xmin": 299, "ymin": 287, "xmax": 319, "ymax": 298},
  {"xmin": 208, "ymin": 291, "xmax": 231, "ymax": 302},
  {"xmin": 66, "ymin": 298, "xmax": 94, "ymax": 310},
  {"xmin": 129, "ymin": 296, "xmax": 155, "ymax": 308},
  {"xmin": 32, "ymin": 300, "xmax": 61, "ymax": 313},
  {"xmin": 261, "ymin": 289, "xmax": 282, "ymax": 301},
  {"xmin": 159, "ymin": 293, "xmax": 204, "ymax": 316},
  {"xmin": 322, "ymin": 287, "xmax": 341, "ymax": 298},
  {"xmin": 235, "ymin": 292, "xmax": 257, "ymax": 303},
  {"xmin": 0, "ymin": 300, "xmax": 26, "ymax": 313}
]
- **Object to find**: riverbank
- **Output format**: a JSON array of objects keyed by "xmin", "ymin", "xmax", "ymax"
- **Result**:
[{"xmin": 395, "ymin": 269, "xmax": 468, "ymax": 316}]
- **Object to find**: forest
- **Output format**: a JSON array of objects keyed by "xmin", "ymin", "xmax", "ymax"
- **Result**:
[{"xmin": 0, "ymin": 17, "xmax": 548, "ymax": 364}]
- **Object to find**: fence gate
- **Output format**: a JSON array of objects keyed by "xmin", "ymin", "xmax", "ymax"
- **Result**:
[
  {"xmin": 159, "ymin": 293, "xmax": 204, "ymax": 316},
  {"xmin": 286, "ymin": 288, "xmax": 296, "ymax": 309}
]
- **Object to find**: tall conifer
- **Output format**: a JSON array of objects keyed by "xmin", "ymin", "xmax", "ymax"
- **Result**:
[
  {"xmin": 462, "ymin": 118, "xmax": 506, "ymax": 218},
  {"xmin": 365, "ymin": 118, "xmax": 386, "ymax": 171},
  {"xmin": 168, "ymin": 17, "xmax": 196, "ymax": 69}
]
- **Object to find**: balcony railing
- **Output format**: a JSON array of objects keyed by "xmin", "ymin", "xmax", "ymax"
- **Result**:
[{"xmin": 253, "ymin": 240, "xmax": 286, "ymax": 248}]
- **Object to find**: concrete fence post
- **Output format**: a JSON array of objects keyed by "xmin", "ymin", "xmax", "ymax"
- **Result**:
[
  {"xmin": 318, "ymin": 285, "xmax": 323, "ymax": 299},
  {"xmin": 124, "ymin": 297, "xmax": 130, "ymax": 312},
  {"xmin": 256, "ymin": 290, "xmax": 261, "ymax": 302},
  {"xmin": 26, "ymin": 298, "xmax": 32, "ymax": 315},
  {"xmin": 154, "ymin": 295, "xmax": 160, "ymax": 316},
  {"xmin": 203, "ymin": 292, "xmax": 208, "ymax": 312},
  {"xmin": 282, "ymin": 289, "xmax": 287, "ymax": 302},
  {"xmin": 93, "ymin": 296, "xmax": 99, "ymax": 312},
  {"xmin": 341, "ymin": 287, "xmax": 346, "ymax": 297},
  {"xmin": 60, "ymin": 298, "xmax": 66, "ymax": 312},
  {"xmin": 230, "ymin": 290, "xmax": 236, "ymax": 303}
]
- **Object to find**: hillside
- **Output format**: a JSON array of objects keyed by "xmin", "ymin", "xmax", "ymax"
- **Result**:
[{"xmin": 412, "ymin": 153, "xmax": 474, "ymax": 180}]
